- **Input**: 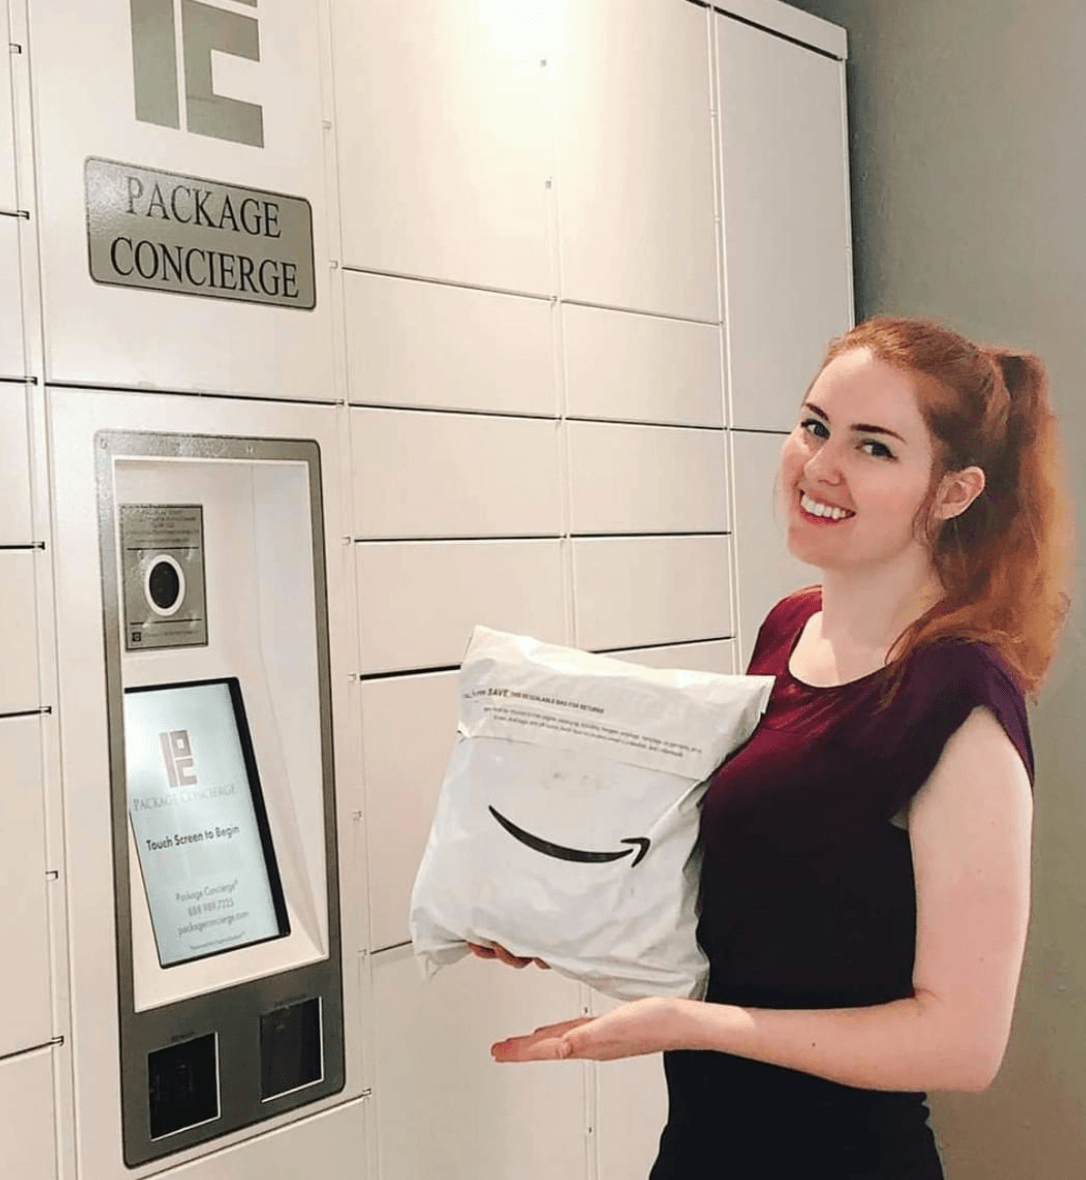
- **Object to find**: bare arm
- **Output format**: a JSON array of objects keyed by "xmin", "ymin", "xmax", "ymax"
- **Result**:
[{"xmin": 494, "ymin": 706, "xmax": 1033, "ymax": 1093}]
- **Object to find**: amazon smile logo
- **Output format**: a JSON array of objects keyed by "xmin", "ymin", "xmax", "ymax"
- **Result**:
[{"xmin": 488, "ymin": 806, "xmax": 650, "ymax": 867}]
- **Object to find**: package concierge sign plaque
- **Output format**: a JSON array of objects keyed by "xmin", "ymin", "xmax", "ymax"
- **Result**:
[
  {"xmin": 85, "ymin": 158, "xmax": 316, "ymax": 309},
  {"xmin": 125, "ymin": 678, "xmax": 290, "ymax": 966}
]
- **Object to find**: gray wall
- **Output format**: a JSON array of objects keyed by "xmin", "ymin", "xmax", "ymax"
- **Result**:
[{"xmin": 783, "ymin": 1, "xmax": 1086, "ymax": 1175}]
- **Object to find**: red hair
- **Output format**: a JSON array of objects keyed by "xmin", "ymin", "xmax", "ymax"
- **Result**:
[{"xmin": 815, "ymin": 316, "xmax": 1073, "ymax": 700}]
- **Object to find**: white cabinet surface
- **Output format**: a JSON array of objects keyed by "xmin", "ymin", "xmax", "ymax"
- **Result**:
[
  {"xmin": 0, "ymin": 714, "xmax": 53, "ymax": 1059},
  {"xmin": 572, "ymin": 535, "xmax": 733, "ymax": 652},
  {"xmin": 717, "ymin": 15, "xmax": 852, "ymax": 430},
  {"xmin": 730, "ymin": 429, "xmax": 814, "ymax": 667},
  {"xmin": 345, "ymin": 272, "xmax": 557, "ymax": 416},
  {"xmin": 359, "ymin": 670, "xmax": 459, "ymax": 950},
  {"xmin": 0, "ymin": 0, "xmax": 17, "ymax": 212},
  {"xmin": 333, "ymin": 0, "xmax": 553, "ymax": 294},
  {"xmin": 351, "ymin": 409, "xmax": 562, "ymax": 540},
  {"xmin": 0, "ymin": 548, "xmax": 38, "ymax": 712},
  {"xmin": 0, "ymin": 214, "xmax": 23, "ymax": 377},
  {"xmin": 567, "ymin": 421, "xmax": 728, "ymax": 536},
  {"xmin": 557, "ymin": 0, "xmax": 717, "ymax": 321},
  {"xmin": 0, "ymin": 382, "xmax": 31, "ymax": 541},
  {"xmin": 562, "ymin": 303, "xmax": 723, "ymax": 427},
  {"xmin": 371, "ymin": 945, "xmax": 586, "ymax": 1180},
  {"xmin": 0, "ymin": 1047, "xmax": 56, "ymax": 1180},
  {"xmin": 356, "ymin": 539, "xmax": 568, "ymax": 673}
]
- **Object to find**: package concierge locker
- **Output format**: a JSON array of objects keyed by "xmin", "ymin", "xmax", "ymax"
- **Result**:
[{"xmin": 50, "ymin": 390, "xmax": 364, "ymax": 1177}]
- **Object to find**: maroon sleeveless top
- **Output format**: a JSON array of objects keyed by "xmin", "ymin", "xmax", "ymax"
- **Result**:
[{"xmin": 651, "ymin": 587, "xmax": 1033, "ymax": 1179}]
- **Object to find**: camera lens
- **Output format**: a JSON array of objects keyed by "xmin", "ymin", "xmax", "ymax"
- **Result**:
[{"xmin": 145, "ymin": 556, "xmax": 185, "ymax": 615}]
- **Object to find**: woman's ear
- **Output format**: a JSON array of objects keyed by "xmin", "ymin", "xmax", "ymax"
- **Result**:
[{"xmin": 934, "ymin": 465, "xmax": 986, "ymax": 521}]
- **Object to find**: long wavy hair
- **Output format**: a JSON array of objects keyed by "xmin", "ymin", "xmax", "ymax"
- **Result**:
[{"xmin": 808, "ymin": 316, "xmax": 1073, "ymax": 702}]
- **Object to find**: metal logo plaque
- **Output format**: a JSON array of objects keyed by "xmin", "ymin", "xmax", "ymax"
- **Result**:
[
  {"xmin": 120, "ymin": 504, "xmax": 208, "ymax": 650},
  {"xmin": 85, "ymin": 158, "xmax": 316, "ymax": 309}
]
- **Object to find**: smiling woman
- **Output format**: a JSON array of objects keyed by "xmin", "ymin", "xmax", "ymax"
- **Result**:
[{"xmin": 482, "ymin": 316, "xmax": 1075, "ymax": 1180}]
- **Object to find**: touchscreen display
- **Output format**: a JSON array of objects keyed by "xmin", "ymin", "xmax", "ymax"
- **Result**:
[{"xmin": 125, "ymin": 679, "xmax": 289, "ymax": 966}]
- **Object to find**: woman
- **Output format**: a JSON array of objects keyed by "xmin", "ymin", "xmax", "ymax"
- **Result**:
[{"xmin": 471, "ymin": 316, "xmax": 1073, "ymax": 1178}]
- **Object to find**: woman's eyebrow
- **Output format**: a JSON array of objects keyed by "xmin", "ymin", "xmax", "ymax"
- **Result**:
[{"xmin": 803, "ymin": 400, "xmax": 907, "ymax": 444}]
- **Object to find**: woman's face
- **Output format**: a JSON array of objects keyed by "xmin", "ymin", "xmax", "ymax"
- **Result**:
[{"xmin": 778, "ymin": 347, "xmax": 941, "ymax": 575}]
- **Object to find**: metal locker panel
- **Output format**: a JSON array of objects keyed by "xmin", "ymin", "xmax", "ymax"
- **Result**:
[
  {"xmin": 30, "ymin": 0, "xmax": 334, "ymax": 398},
  {"xmin": 0, "ymin": 215, "xmax": 23, "ymax": 377},
  {"xmin": 605, "ymin": 639, "xmax": 737, "ymax": 675},
  {"xmin": 562, "ymin": 303, "xmax": 723, "ymax": 428},
  {"xmin": 0, "ymin": 0, "xmax": 17, "ymax": 212},
  {"xmin": 356, "ymin": 539, "xmax": 567, "ymax": 674},
  {"xmin": 358, "ymin": 670, "xmax": 459, "ymax": 951},
  {"xmin": 730, "ymin": 429, "xmax": 814, "ymax": 668},
  {"xmin": 351, "ymin": 409, "xmax": 562, "ymax": 540},
  {"xmin": 590, "ymin": 994, "xmax": 668, "ymax": 1180},
  {"xmin": 345, "ymin": 272, "xmax": 557, "ymax": 416},
  {"xmin": 371, "ymin": 944, "xmax": 587, "ymax": 1180},
  {"xmin": 0, "ymin": 714, "xmax": 53, "ymax": 1058},
  {"xmin": 567, "ymin": 421, "xmax": 728, "ymax": 536},
  {"xmin": 556, "ymin": 0, "xmax": 718, "ymax": 321},
  {"xmin": 0, "ymin": 382, "xmax": 32, "ymax": 541},
  {"xmin": 718, "ymin": 16, "xmax": 852, "ymax": 430},
  {"xmin": 572, "ymin": 535, "xmax": 733, "ymax": 653},
  {"xmin": 0, "ymin": 548, "xmax": 38, "ymax": 713},
  {"xmin": 332, "ymin": 0, "xmax": 553, "ymax": 294},
  {"xmin": 0, "ymin": 1047, "xmax": 56, "ymax": 1180}
]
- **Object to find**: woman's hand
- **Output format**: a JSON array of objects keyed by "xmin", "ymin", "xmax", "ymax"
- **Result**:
[
  {"xmin": 491, "ymin": 996, "xmax": 686, "ymax": 1063},
  {"xmin": 467, "ymin": 941, "xmax": 550, "ymax": 970}
]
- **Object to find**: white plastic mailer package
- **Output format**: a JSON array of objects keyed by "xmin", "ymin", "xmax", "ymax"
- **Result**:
[{"xmin": 409, "ymin": 628, "xmax": 774, "ymax": 1001}]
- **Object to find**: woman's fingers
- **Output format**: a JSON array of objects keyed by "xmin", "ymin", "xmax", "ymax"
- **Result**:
[{"xmin": 467, "ymin": 941, "xmax": 550, "ymax": 969}]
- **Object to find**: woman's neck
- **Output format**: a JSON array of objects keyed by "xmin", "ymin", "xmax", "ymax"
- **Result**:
[{"xmin": 816, "ymin": 562, "xmax": 944, "ymax": 660}]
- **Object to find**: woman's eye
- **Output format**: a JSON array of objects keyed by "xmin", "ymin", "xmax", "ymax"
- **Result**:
[
  {"xmin": 861, "ymin": 439, "xmax": 895, "ymax": 459},
  {"xmin": 800, "ymin": 418, "xmax": 828, "ymax": 438}
]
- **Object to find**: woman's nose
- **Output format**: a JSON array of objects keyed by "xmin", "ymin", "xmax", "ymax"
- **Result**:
[{"xmin": 804, "ymin": 441, "xmax": 844, "ymax": 484}]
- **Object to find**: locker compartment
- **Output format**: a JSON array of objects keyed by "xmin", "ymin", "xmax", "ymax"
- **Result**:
[
  {"xmin": 371, "ymin": 944, "xmax": 587, "ymax": 1180},
  {"xmin": 356, "ymin": 539, "xmax": 567, "ymax": 673},
  {"xmin": 567, "ymin": 421, "xmax": 728, "ymax": 536},
  {"xmin": 605, "ymin": 639, "xmax": 736, "ymax": 676},
  {"xmin": 718, "ymin": 17, "xmax": 852, "ymax": 430},
  {"xmin": 556, "ymin": 0, "xmax": 717, "ymax": 321},
  {"xmin": 359, "ymin": 670, "xmax": 459, "ymax": 950},
  {"xmin": 0, "ymin": 714, "xmax": 52, "ymax": 1058},
  {"xmin": 344, "ymin": 272, "xmax": 556, "ymax": 416},
  {"xmin": 351, "ymin": 409, "xmax": 562, "ymax": 540},
  {"xmin": 0, "ymin": 0, "xmax": 16, "ymax": 212},
  {"xmin": 730, "ymin": 430, "xmax": 814, "ymax": 668},
  {"xmin": 590, "ymin": 993, "xmax": 668, "ymax": 1180},
  {"xmin": 0, "ymin": 215, "xmax": 24, "ymax": 377},
  {"xmin": 572, "ymin": 535, "xmax": 733, "ymax": 652},
  {"xmin": 562, "ymin": 304, "xmax": 723, "ymax": 428},
  {"xmin": 0, "ymin": 548, "xmax": 39, "ymax": 713},
  {"xmin": 0, "ymin": 381, "xmax": 32, "ymax": 541},
  {"xmin": 0, "ymin": 1047, "xmax": 56, "ymax": 1180},
  {"xmin": 332, "ymin": 0, "xmax": 553, "ymax": 294}
]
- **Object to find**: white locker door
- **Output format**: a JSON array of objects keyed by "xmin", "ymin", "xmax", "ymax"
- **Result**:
[
  {"xmin": 332, "ymin": 0, "xmax": 553, "ymax": 294},
  {"xmin": 371, "ymin": 945, "xmax": 588, "ymax": 1180},
  {"xmin": 0, "ymin": 382, "xmax": 32, "ymax": 541},
  {"xmin": 0, "ymin": 215, "xmax": 23, "ymax": 378},
  {"xmin": 0, "ymin": 1048, "xmax": 57, "ymax": 1180},
  {"xmin": 717, "ymin": 16, "xmax": 853, "ymax": 431},
  {"xmin": 0, "ymin": 714, "xmax": 53, "ymax": 1059},
  {"xmin": 730, "ymin": 430, "xmax": 814, "ymax": 668},
  {"xmin": 0, "ymin": 0, "xmax": 17, "ymax": 211},
  {"xmin": 0, "ymin": 548, "xmax": 39, "ymax": 713},
  {"xmin": 557, "ymin": 0, "xmax": 718, "ymax": 321}
]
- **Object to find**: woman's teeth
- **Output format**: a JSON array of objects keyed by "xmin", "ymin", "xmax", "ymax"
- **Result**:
[{"xmin": 800, "ymin": 492, "xmax": 852, "ymax": 521}]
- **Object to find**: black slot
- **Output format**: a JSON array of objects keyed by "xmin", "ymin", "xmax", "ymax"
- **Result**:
[
  {"xmin": 260, "ymin": 998, "xmax": 323, "ymax": 1099},
  {"xmin": 148, "ymin": 1034, "xmax": 219, "ymax": 1139}
]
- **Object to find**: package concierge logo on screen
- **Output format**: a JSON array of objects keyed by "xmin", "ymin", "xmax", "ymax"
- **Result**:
[{"xmin": 125, "ymin": 681, "xmax": 287, "ymax": 966}]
